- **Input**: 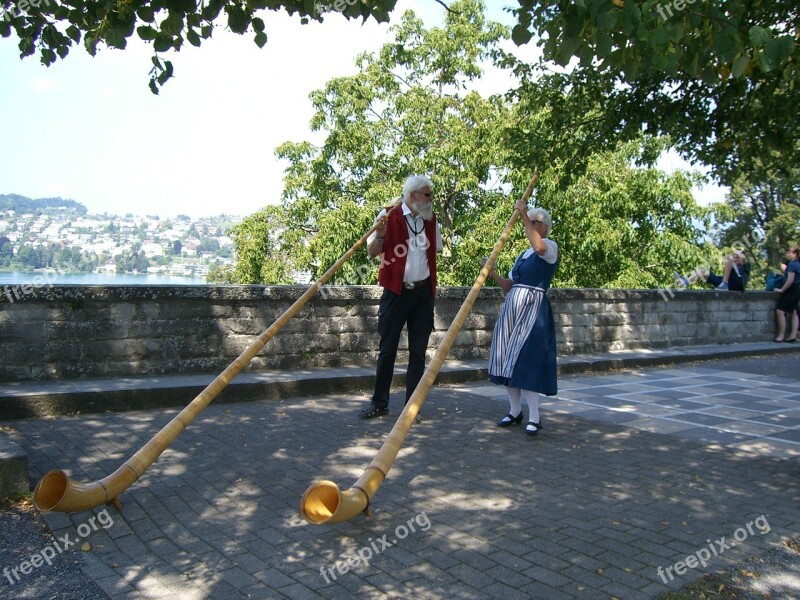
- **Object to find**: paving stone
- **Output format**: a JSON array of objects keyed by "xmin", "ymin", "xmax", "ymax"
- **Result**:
[
  {"xmin": 445, "ymin": 563, "xmax": 494, "ymax": 589},
  {"xmin": 114, "ymin": 534, "xmax": 151, "ymax": 559},
  {"xmin": 521, "ymin": 564, "xmax": 574, "ymax": 588},
  {"xmin": 4, "ymin": 350, "xmax": 800, "ymax": 599}
]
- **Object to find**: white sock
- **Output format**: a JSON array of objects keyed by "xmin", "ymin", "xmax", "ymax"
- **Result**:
[
  {"xmin": 506, "ymin": 387, "xmax": 522, "ymax": 418},
  {"xmin": 522, "ymin": 389, "xmax": 540, "ymax": 425}
]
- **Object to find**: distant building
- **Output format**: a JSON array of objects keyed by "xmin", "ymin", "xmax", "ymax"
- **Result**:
[
  {"xmin": 98, "ymin": 260, "xmax": 117, "ymax": 274},
  {"xmin": 140, "ymin": 241, "xmax": 164, "ymax": 257}
]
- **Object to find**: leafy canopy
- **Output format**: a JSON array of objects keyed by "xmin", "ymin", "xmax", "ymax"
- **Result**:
[
  {"xmin": 709, "ymin": 159, "xmax": 800, "ymax": 285},
  {"xmin": 228, "ymin": 2, "xmax": 712, "ymax": 291},
  {"xmin": 4, "ymin": 0, "xmax": 798, "ymax": 187},
  {"xmin": 0, "ymin": 0, "xmax": 400, "ymax": 93},
  {"xmin": 510, "ymin": 1, "xmax": 800, "ymax": 186},
  {"xmin": 230, "ymin": 0, "xmax": 512, "ymax": 285}
]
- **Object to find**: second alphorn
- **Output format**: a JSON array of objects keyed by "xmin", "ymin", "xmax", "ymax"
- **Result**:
[{"xmin": 300, "ymin": 173, "xmax": 540, "ymax": 525}]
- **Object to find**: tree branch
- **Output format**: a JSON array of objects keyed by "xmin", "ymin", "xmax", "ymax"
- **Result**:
[{"xmin": 431, "ymin": 0, "xmax": 459, "ymax": 15}]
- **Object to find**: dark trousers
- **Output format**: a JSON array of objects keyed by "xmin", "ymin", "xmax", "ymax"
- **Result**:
[
  {"xmin": 370, "ymin": 283, "xmax": 434, "ymax": 409},
  {"xmin": 706, "ymin": 271, "xmax": 745, "ymax": 291}
]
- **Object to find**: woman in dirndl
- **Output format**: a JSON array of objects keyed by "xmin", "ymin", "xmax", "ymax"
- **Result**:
[{"xmin": 481, "ymin": 199, "xmax": 558, "ymax": 436}]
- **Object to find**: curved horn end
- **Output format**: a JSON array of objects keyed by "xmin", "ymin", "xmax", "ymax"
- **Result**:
[
  {"xmin": 34, "ymin": 470, "xmax": 69, "ymax": 512},
  {"xmin": 300, "ymin": 480, "xmax": 341, "ymax": 525}
]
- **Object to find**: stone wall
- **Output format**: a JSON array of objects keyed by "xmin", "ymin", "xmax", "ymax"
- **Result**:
[{"xmin": 0, "ymin": 285, "xmax": 777, "ymax": 382}]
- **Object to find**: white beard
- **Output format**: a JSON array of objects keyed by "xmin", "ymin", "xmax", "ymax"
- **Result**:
[{"xmin": 411, "ymin": 200, "xmax": 434, "ymax": 221}]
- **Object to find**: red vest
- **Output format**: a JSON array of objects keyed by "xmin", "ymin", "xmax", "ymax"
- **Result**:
[{"xmin": 378, "ymin": 206, "xmax": 437, "ymax": 296}]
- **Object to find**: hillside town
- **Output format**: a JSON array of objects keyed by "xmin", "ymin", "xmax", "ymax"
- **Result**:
[{"xmin": 0, "ymin": 195, "xmax": 241, "ymax": 280}]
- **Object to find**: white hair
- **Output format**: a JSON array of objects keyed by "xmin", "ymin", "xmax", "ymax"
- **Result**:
[
  {"xmin": 401, "ymin": 175, "xmax": 433, "ymax": 201},
  {"xmin": 528, "ymin": 207, "xmax": 552, "ymax": 237}
]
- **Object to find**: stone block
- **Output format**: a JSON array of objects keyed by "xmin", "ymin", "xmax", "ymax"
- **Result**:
[
  {"xmin": 0, "ymin": 320, "xmax": 47, "ymax": 342},
  {"xmin": 47, "ymin": 319, "xmax": 130, "ymax": 341},
  {"xmin": 0, "ymin": 286, "xmax": 782, "ymax": 382}
]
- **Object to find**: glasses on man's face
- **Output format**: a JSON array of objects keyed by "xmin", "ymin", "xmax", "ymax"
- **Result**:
[{"xmin": 416, "ymin": 191, "xmax": 432, "ymax": 198}]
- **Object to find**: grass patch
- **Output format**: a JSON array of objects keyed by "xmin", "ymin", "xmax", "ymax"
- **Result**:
[{"xmin": 2, "ymin": 488, "xmax": 33, "ymax": 510}]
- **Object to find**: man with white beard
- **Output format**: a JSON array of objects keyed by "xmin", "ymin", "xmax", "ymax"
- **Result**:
[{"xmin": 358, "ymin": 175, "xmax": 443, "ymax": 420}]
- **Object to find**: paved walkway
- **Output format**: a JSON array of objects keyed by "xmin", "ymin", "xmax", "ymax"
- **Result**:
[{"xmin": 1, "ymin": 346, "xmax": 799, "ymax": 599}]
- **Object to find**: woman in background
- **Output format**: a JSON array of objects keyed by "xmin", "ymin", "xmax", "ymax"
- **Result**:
[{"xmin": 775, "ymin": 247, "xmax": 800, "ymax": 343}]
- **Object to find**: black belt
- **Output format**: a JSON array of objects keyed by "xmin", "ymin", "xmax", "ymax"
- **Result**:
[{"xmin": 403, "ymin": 277, "xmax": 430, "ymax": 290}]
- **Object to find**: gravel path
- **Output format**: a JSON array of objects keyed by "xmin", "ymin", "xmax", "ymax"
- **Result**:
[
  {"xmin": 657, "ymin": 535, "xmax": 800, "ymax": 600},
  {"xmin": 0, "ymin": 499, "xmax": 109, "ymax": 600}
]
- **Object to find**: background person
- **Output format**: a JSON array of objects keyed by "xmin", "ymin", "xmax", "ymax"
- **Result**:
[
  {"xmin": 676, "ymin": 250, "xmax": 750, "ymax": 291},
  {"xmin": 774, "ymin": 247, "xmax": 800, "ymax": 343},
  {"xmin": 481, "ymin": 201, "xmax": 559, "ymax": 436},
  {"xmin": 358, "ymin": 175, "xmax": 443, "ymax": 420}
]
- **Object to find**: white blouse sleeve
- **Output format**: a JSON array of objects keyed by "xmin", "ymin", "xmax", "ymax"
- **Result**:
[{"xmin": 540, "ymin": 239, "xmax": 558, "ymax": 264}]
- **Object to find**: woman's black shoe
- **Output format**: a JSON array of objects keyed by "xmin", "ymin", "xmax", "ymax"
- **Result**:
[
  {"xmin": 785, "ymin": 338, "xmax": 797, "ymax": 343},
  {"xmin": 496, "ymin": 412, "xmax": 523, "ymax": 427},
  {"xmin": 525, "ymin": 421, "xmax": 543, "ymax": 436}
]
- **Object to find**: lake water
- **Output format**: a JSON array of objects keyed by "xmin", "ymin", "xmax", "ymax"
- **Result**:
[{"xmin": 0, "ymin": 272, "xmax": 210, "ymax": 286}]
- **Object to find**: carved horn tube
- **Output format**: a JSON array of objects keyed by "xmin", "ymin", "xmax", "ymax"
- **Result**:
[
  {"xmin": 301, "ymin": 174, "xmax": 540, "ymax": 525},
  {"xmin": 33, "ymin": 203, "xmax": 401, "ymax": 513}
]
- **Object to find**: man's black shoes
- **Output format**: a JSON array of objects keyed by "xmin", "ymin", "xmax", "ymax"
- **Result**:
[{"xmin": 358, "ymin": 405, "xmax": 389, "ymax": 419}]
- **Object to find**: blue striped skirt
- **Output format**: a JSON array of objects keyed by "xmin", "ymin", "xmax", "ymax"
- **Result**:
[{"xmin": 488, "ymin": 284, "xmax": 558, "ymax": 395}]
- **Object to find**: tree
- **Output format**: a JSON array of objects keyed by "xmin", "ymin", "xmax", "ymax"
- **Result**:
[
  {"xmin": 258, "ymin": 0, "xmax": 514, "ymax": 286},
  {"xmin": 230, "ymin": 1, "xmax": 712, "ymax": 290},
  {"xmin": 13, "ymin": 244, "xmax": 41, "ymax": 269},
  {"xmin": 0, "ymin": 236, "xmax": 12, "ymax": 268},
  {"xmin": 0, "ymin": 0, "xmax": 399, "ymax": 93},
  {"xmin": 134, "ymin": 250, "xmax": 150, "ymax": 272},
  {"xmin": 227, "ymin": 205, "xmax": 299, "ymax": 284},
  {"xmin": 531, "ymin": 136, "xmax": 713, "ymax": 289},
  {"xmin": 509, "ymin": 1, "xmax": 800, "ymax": 186},
  {"xmin": 710, "ymin": 163, "xmax": 800, "ymax": 284}
]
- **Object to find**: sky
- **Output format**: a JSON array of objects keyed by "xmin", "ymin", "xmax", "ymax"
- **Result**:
[{"xmin": 0, "ymin": 1, "xmax": 726, "ymax": 218}]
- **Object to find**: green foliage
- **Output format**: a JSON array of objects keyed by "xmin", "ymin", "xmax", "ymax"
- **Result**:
[
  {"xmin": 510, "ymin": 1, "xmax": 800, "ymax": 187},
  {"xmin": 229, "ymin": 2, "xmax": 713, "ymax": 292},
  {"xmin": 5, "ymin": 241, "xmax": 103, "ymax": 272},
  {"xmin": 0, "ymin": 236, "xmax": 12, "ymax": 267},
  {"xmin": 228, "ymin": 204, "xmax": 301, "ymax": 284},
  {"xmin": 514, "ymin": 1, "xmax": 797, "ymax": 83},
  {"xmin": 710, "ymin": 162, "xmax": 800, "ymax": 286},
  {"xmin": 1, "ymin": 0, "xmax": 399, "ymax": 93},
  {"xmin": 529, "ymin": 136, "xmax": 713, "ymax": 289},
  {"xmin": 0, "ymin": 194, "xmax": 87, "ymax": 214},
  {"xmin": 205, "ymin": 262, "xmax": 235, "ymax": 283},
  {"xmin": 262, "ymin": 0, "xmax": 513, "ymax": 285}
]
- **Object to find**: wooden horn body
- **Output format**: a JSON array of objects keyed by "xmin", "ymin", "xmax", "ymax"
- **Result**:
[
  {"xmin": 34, "ymin": 203, "xmax": 400, "ymax": 513},
  {"xmin": 301, "ymin": 174, "xmax": 539, "ymax": 525}
]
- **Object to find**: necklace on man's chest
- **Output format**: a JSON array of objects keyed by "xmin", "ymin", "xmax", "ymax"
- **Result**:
[{"xmin": 405, "ymin": 214, "xmax": 423, "ymax": 235}]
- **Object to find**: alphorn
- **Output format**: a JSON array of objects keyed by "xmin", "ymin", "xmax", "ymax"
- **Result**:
[
  {"xmin": 300, "ymin": 173, "xmax": 540, "ymax": 525},
  {"xmin": 33, "ymin": 201, "xmax": 402, "ymax": 513}
]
